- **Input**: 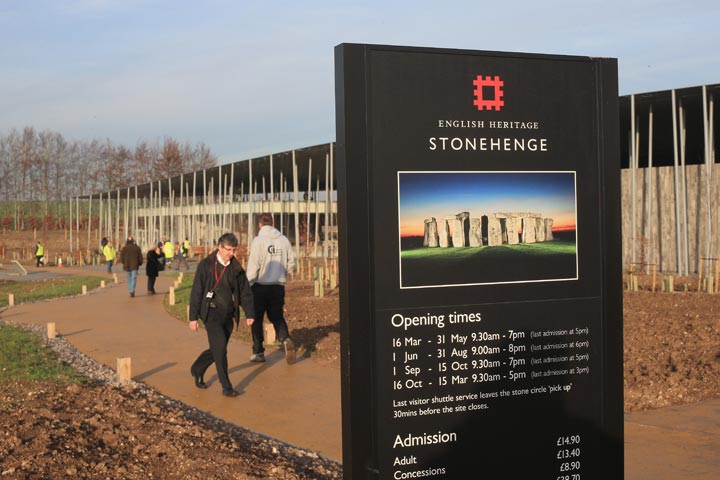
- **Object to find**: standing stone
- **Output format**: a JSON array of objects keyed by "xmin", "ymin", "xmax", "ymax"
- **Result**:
[
  {"xmin": 469, "ymin": 218, "xmax": 482, "ymax": 247},
  {"xmin": 439, "ymin": 218, "xmax": 452, "ymax": 248},
  {"xmin": 505, "ymin": 217, "xmax": 519, "ymax": 245},
  {"xmin": 487, "ymin": 217, "xmax": 503, "ymax": 246},
  {"xmin": 521, "ymin": 217, "xmax": 537, "ymax": 243},
  {"xmin": 544, "ymin": 218, "xmax": 554, "ymax": 241},
  {"xmin": 535, "ymin": 217, "xmax": 546, "ymax": 242},
  {"xmin": 424, "ymin": 218, "xmax": 439, "ymax": 247},
  {"xmin": 452, "ymin": 212, "xmax": 470, "ymax": 247}
]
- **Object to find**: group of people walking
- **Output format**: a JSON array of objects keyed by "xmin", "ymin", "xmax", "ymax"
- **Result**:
[
  {"xmin": 102, "ymin": 213, "xmax": 296, "ymax": 398},
  {"xmin": 106, "ymin": 237, "xmax": 191, "ymax": 297}
]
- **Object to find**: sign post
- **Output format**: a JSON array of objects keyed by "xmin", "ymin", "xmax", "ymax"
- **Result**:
[{"xmin": 335, "ymin": 44, "xmax": 622, "ymax": 479}]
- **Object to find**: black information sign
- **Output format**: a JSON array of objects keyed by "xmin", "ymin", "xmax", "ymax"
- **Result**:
[{"xmin": 335, "ymin": 44, "xmax": 622, "ymax": 480}]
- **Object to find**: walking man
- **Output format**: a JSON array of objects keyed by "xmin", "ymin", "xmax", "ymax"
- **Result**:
[
  {"xmin": 246, "ymin": 213, "xmax": 296, "ymax": 364},
  {"xmin": 119, "ymin": 236, "xmax": 143, "ymax": 297},
  {"xmin": 188, "ymin": 233, "xmax": 255, "ymax": 397}
]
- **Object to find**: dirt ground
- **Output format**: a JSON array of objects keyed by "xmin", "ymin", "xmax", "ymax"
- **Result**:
[{"xmin": 2, "ymin": 230, "xmax": 720, "ymax": 478}]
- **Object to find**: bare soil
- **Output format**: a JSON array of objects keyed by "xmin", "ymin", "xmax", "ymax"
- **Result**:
[{"xmin": 2, "ymin": 230, "xmax": 720, "ymax": 478}]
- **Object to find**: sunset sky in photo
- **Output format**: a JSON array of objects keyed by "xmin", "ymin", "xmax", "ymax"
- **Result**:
[{"xmin": 398, "ymin": 171, "xmax": 577, "ymax": 237}]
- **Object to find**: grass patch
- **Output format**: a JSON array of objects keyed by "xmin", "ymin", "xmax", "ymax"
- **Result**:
[
  {"xmin": 0, "ymin": 275, "xmax": 105, "ymax": 307},
  {"xmin": 163, "ymin": 272, "xmax": 193, "ymax": 323},
  {"xmin": 401, "ymin": 240, "xmax": 577, "ymax": 287},
  {"xmin": 0, "ymin": 325, "xmax": 83, "ymax": 384}
]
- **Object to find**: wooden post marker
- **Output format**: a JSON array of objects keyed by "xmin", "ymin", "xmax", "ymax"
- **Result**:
[
  {"xmin": 698, "ymin": 260, "xmax": 703, "ymax": 293},
  {"xmin": 47, "ymin": 322, "xmax": 56, "ymax": 339},
  {"xmin": 8, "ymin": 293, "xmax": 14, "ymax": 307},
  {"xmin": 117, "ymin": 358, "xmax": 132, "ymax": 383},
  {"xmin": 113, "ymin": 273, "xmax": 118, "ymax": 283},
  {"xmin": 101, "ymin": 280, "xmax": 106, "ymax": 289},
  {"xmin": 82, "ymin": 285, "xmax": 87, "ymax": 295},
  {"xmin": 651, "ymin": 264, "xmax": 657, "ymax": 292},
  {"xmin": 169, "ymin": 286, "xmax": 176, "ymax": 305}
]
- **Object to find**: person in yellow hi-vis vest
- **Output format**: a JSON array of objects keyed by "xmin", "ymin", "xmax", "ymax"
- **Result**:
[
  {"xmin": 163, "ymin": 239, "xmax": 175, "ymax": 268},
  {"xmin": 103, "ymin": 241, "xmax": 116, "ymax": 273},
  {"xmin": 35, "ymin": 241, "xmax": 44, "ymax": 267}
]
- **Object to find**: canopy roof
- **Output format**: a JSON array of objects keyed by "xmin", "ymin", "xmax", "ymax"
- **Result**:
[{"xmin": 619, "ymin": 83, "xmax": 719, "ymax": 168}]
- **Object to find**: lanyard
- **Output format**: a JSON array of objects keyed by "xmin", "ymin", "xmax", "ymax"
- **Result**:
[{"xmin": 214, "ymin": 260, "xmax": 229, "ymax": 290}]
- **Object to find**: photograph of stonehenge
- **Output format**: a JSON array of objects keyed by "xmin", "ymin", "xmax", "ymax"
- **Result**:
[{"xmin": 398, "ymin": 171, "xmax": 578, "ymax": 288}]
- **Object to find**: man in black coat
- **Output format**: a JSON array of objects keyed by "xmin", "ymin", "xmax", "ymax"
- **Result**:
[{"xmin": 188, "ymin": 233, "xmax": 255, "ymax": 397}]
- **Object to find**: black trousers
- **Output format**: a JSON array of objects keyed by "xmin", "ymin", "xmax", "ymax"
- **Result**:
[
  {"xmin": 191, "ymin": 311, "xmax": 235, "ymax": 390},
  {"xmin": 251, "ymin": 283, "xmax": 289, "ymax": 354},
  {"xmin": 147, "ymin": 275, "xmax": 157, "ymax": 293}
]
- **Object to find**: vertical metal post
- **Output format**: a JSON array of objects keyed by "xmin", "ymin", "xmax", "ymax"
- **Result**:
[
  {"xmin": 125, "ymin": 187, "xmax": 130, "ymax": 240},
  {"xmin": 325, "ymin": 153, "xmax": 330, "ymax": 259},
  {"xmin": 329, "ymin": 142, "xmax": 335, "ymax": 258},
  {"xmin": 76, "ymin": 195, "xmax": 80, "ymax": 252},
  {"xmin": 230, "ymin": 163, "xmax": 235, "ymax": 232},
  {"xmin": 280, "ymin": 171, "xmax": 284, "ymax": 233},
  {"xmin": 157, "ymin": 180, "xmax": 163, "ymax": 242},
  {"xmin": 192, "ymin": 170, "xmax": 197, "ymax": 248},
  {"xmin": 149, "ymin": 182, "xmax": 154, "ymax": 243},
  {"xmin": 248, "ymin": 159, "xmax": 254, "ymax": 249},
  {"xmin": 87, "ymin": 194, "xmax": 92, "ymax": 250},
  {"xmin": 293, "ymin": 150, "xmax": 301, "ymax": 260},
  {"xmin": 168, "ymin": 176, "xmax": 174, "ymax": 243},
  {"xmin": 69, "ymin": 196, "xmax": 73, "ymax": 255},
  {"xmin": 679, "ymin": 102, "xmax": 689, "ymax": 273},
  {"xmin": 134, "ymin": 185, "xmax": 138, "ymax": 246},
  {"xmin": 306, "ymin": 157, "xmax": 312, "ymax": 255},
  {"xmin": 702, "ymin": 86, "xmax": 712, "ymax": 264},
  {"xmin": 98, "ymin": 193, "xmax": 104, "ymax": 245},
  {"xmin": 115, "ymin": 189, "xmax": 120, "ymax": 247},
  {"xmin": 314, "ymin": 175, "xmax": 320, "ymax": 258},
  {"xmin": 647, "ymin": 106, "xmax": 654, "ymax": 271},
  {"xmin": 217, "ymin": 164, "xmax": 222, "ymax": 235},
  {"xmin": 202, "ymin": 169, "xmax": 207, "ymax": 251},
  {"xmin": 630, "ymin": 95, "xmax": 636, "ymax": 266},
  {"xmin": 179, "ymin": 174, "xmax": 184, "ymax": 243},
  {"xmin": 671, "ymin": 90, "xmax": 683, "ymax": 274}
]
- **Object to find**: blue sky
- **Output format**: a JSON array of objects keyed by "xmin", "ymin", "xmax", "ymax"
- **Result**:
[{"xmin": 1, "ymin": 0, "xmax": 718, "ymax": 164}]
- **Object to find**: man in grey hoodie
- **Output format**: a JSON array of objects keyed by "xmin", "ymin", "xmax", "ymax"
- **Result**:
[{"xmin": 246, "ymin": 213, "xmax": 297, "ymax": 364}]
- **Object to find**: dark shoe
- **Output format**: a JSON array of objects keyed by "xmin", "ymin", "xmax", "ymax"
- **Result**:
[
  {"xmin": 222, "ymin": 388, "xmax": 240, "ymax": 397},
  {"xmin": 250, "ymin": 353, "xmax": 266, "ymax": 363},
  {"xmin": 130, "ymin": 291, "xmax": 135, "ymax": 298},
  {"xmin": 190, "ymin": 368, "xmax": 207, "ymax": 389},
  {"xmin": 284, "ymin": 338, "xmax": 296, "ymax": 365}
]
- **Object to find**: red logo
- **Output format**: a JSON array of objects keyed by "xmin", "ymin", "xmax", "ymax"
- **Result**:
[{"xmin": 473, "ymin": 75, "xmax": 504, "ymax": 111}]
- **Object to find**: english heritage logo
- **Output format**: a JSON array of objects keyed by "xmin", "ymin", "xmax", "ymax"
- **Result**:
[{"xmin": 473, "ymin": 75, "xmax": 504, "ymax": 111}]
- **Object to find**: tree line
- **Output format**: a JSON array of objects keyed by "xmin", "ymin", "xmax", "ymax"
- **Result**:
[{"xmin": 0, "ymin": 126, "xmax": 217, "ymax": 230}]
